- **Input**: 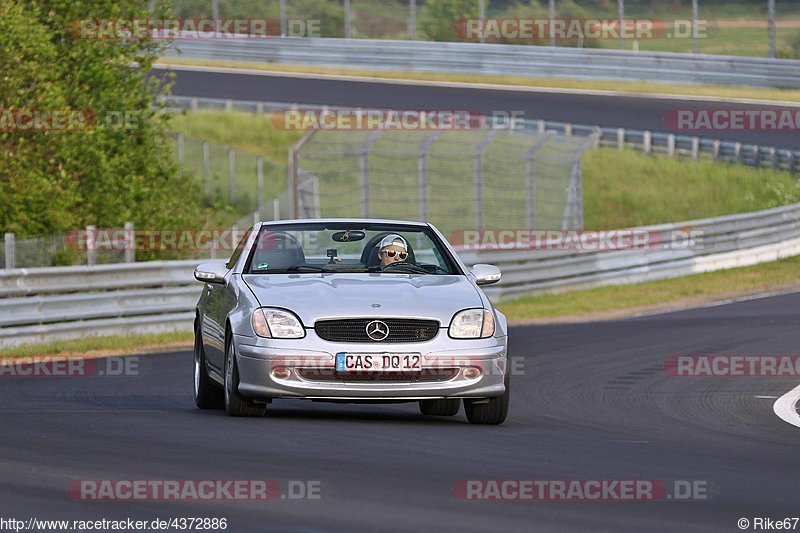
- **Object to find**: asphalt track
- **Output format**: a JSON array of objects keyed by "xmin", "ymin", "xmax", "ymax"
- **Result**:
[
  {"xmin": 2, "ymin": 292, "xmax": 800, "ymax": 532},
  {"xmin": 153, "ymin": 67, "xmax": 800, "ymax": 150}
]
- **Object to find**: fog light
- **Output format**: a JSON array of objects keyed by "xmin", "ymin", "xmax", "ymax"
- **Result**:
[
  {"xmin": 271, "ymin": 366, "xmax": 292, "ymax": 379},
  {"xmin": 462, "ymin": 367, "xmax": 482, "ymax": 379}
]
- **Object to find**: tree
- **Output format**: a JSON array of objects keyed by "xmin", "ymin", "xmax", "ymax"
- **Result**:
[
  {"xmin": 420, "ymin": 0, "xmax": 479, "ymax": 42},
  {"xmin": 0, "ymin": 0, "xmax": 201, "ymax": 238}
]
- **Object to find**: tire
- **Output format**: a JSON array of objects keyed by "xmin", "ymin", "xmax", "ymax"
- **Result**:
[
  {"xmin": 464, "ymin": 372, "xmax": 509, "ymax": 425},
  {"xmin": 224, "ymin": 336, "xmax": 267, "ymax": 417},
  {"xmin": 419, "ymin": 399, "xmax": 460, "ymax": 416},
  {"xmin": 194, "ymin": 325, "xmax": 224, "ymax": 409}
]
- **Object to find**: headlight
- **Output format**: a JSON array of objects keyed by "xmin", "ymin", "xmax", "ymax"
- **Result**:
[
  {"xmin": 448, "ymin": 309, "xmax": 495, "ymax": 339},
  {"xmin": 252, "ymin": 308, "xmax": 305, "ymax": 338}
]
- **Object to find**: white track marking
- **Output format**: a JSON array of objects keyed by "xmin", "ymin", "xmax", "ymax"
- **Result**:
[{"xmin": 773, "ymin": 384, "xmax": 800, "ymax": 428}]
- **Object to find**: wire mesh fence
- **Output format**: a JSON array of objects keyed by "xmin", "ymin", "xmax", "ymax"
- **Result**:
[
  {"xmin": 291, "ymin": 128, "xmax": 597, "ymax": 237},
  {"xmin": 172, "ymin": 134, "xmax": 289, "ymax": 221}
]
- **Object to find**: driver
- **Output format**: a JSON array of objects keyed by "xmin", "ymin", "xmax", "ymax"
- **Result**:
[{"xmin": 378, "ymin": 234, "xmax": 409, "ymax": 268}]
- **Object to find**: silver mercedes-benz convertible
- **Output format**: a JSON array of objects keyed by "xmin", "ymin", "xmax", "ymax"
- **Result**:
[{"xmin": 192, "ymin": 219, "xmax": 509, "ymax": 424}]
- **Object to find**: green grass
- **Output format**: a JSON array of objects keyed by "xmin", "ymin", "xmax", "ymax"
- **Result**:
[
  {"xmin": 497, "ymin": 254, "xmax": 800, "ymax": 322},
  {"xmin": 169, "ymin": 110, "xmax": 304, "ymax": 161},
  {"xmin": 583, "ymin": 149, "xmax": 800, "ymax": 229},
  {"xmin": 600, "ymin": 25, "xmax": 799, "ymax": 57},
  {"xmin": 0, "ymin": 331, "xmax": 193, "ymax": 358}
]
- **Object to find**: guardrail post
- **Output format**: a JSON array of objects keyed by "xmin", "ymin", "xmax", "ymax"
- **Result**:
[
  {"xmin": 768, "ymin": 0, "xmax": 776, "ymax": 58},
  {"xmin": 769, "ymin": 147, "xmax": 777, "ymax": 169},
  {"xmin": 667, "ymin": 134, "xmax": 675, "ymax": 157},
  {"xmin": 643, "ymin": 131, "xmax": 652, "ymax": 155},
  {"xmin": 228, "ymin": 148, "xmax": 236, "ymax": 203},
  {"xmin": 225, "ymin": 99, "xmax": 233, "ymax": 112},
  {"xmin": 591, "ymin": 126, "xmax": 601, "ymax": 148},
  {"xmin": 564, "ymin": 123, "xmax": 573, "ymax": 136},
  {"xmin": 280, "ymin": 0, "xmax": 287, "ymax": 36},
  {"xmin": 257, "ymin": 157, "xmax": 264, "ymax": 215},
  {"xmin": 473, "ymin": 130, "xmax": 499, "ymax": 231},
  {"xmin": 712, "ymin": 140, "xmax": 721, "ymax": 161},
  {"xmin": 344, "ymin": 0, "xmax": 352, "ymax": 38},
  {"xmin": 617, "ymin": 128, "xmax": 625, "ymax": 150},
  {"xmin": 190, "ymin": 97, "xmax": 198, "ymax": 112},
  {"xmin": 124, "ymin": 222, "xmax": 135, "ymax": 263},
  {"xmin": 3, "ymin": 233, "xmax": 15, "ymax": 270},
  {"xmin": 753, "ymin": 145, "xmax": 760, "ymax": 167},
  {"xmin": 537, "ymin": 120, "xmax": 546, "ymax": 134},
  {"xmin": 202, "ymin": 141, "xmax": 210, "ymax": 194},
  {"xmin": 786, "ymin": 150, "xmax": 795, "ymax": 174},
  {"xmin": 734, "ymin": 142, "xmax": 742, "ymax": 164},
  {"xmin": 408, "ymin": 0, "xmax": 417, "ymax": 39},
  {"xmin": 177, "ymin": 133, "xmax": 184, "ymax": 168},
  {"xmin": 86, "ymin": 225, "xmax": 97, "ymax": 266},
  {"xmin": 691, "ymin": 137, "xmax": 700, "ymax": 160}
]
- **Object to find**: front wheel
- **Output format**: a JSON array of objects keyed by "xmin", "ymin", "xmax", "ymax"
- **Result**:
[
  {"xmin": 224, "ymin": 337, "xmax": 266, "ymax": 417},
  {"xmin": 464, "ymin": 373, "xmax": 509, "ymax": 425}
]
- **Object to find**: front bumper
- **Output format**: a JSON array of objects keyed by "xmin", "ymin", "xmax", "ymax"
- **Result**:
[{"xmin": 234, "ymin": 331, "xmax": 507, "ymax": 400}]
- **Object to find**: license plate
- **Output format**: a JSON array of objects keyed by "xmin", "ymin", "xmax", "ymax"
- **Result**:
[{"xmin": 336, "ymin": 353, "xmax": 422, "ymax": 372}]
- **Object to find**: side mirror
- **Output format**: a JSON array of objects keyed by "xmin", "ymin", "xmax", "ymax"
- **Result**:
[
  {"xmin": 194, "ymin": 261, "xmax": 229, "ymax": 284},
  {"xmin": 470, "ymin": 264, "xmax": 501, "ymax": 286}
]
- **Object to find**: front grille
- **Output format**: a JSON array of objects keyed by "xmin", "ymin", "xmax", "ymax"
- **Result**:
[
  {"xmin": 315, "ymin": 318, "xmax": 440, "ymax": 343},
  {"xmin": 297, "ymin": 368, "xmax": 459, "ymax": 383}
]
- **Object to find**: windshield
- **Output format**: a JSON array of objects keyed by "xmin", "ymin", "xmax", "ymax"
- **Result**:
[{"xmin": 244, "ymin": 223, "xmax": 461, "ymax": 275}]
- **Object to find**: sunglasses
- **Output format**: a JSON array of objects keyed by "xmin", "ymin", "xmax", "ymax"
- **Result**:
[{"xmin": 383, "ymin": 250, "xmax": 408, "ymax": 260}]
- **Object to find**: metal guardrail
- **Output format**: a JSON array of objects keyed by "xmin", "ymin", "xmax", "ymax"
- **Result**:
[
  {"xmin": 166, "ymin": 37, "xmax": 800, "ymax": 88},
  {"xmin": 2, "ymin": 203, "xmax": 800, "ymax": 347},
  {"xmin": 0, "ymin": 261, "xmax": 200, "ymax": 347},
  {"xmin": 462, "ymin": 201, "xmax": 800, "ymax": 300},
  {"xmin": 164, "ymin": 95, "xmax": 800, "ymax": 174}
]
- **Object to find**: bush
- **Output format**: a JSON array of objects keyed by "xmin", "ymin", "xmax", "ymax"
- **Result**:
[{"xmin": 0, "ymin": 0, "xmax": 203, "ymax": 237}]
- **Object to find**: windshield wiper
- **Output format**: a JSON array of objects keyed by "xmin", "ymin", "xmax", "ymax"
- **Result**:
[{"xmin": 284, "ymin": 265, "xmax": 337, "ymax": 273}]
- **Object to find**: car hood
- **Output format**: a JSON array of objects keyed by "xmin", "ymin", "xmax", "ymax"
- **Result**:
[{"xmin": 243, "ymin": 274, "xmax": 483, "ymax": 325}]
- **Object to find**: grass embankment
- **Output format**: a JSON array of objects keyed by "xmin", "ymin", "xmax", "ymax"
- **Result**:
[{"xmin": 0, "ymin": 332, "xmax": 193, "ymax": 358}]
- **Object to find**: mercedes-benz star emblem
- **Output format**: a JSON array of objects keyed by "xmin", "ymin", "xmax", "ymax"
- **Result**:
[{"xmin": 366, "ymin": 320, "xmax": 389, "ymax": 341}]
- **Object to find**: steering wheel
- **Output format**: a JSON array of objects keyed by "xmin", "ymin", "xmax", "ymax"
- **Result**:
[{"xmin": 381, "ymin": 261, "xmax": 430, "ymax": 274}]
